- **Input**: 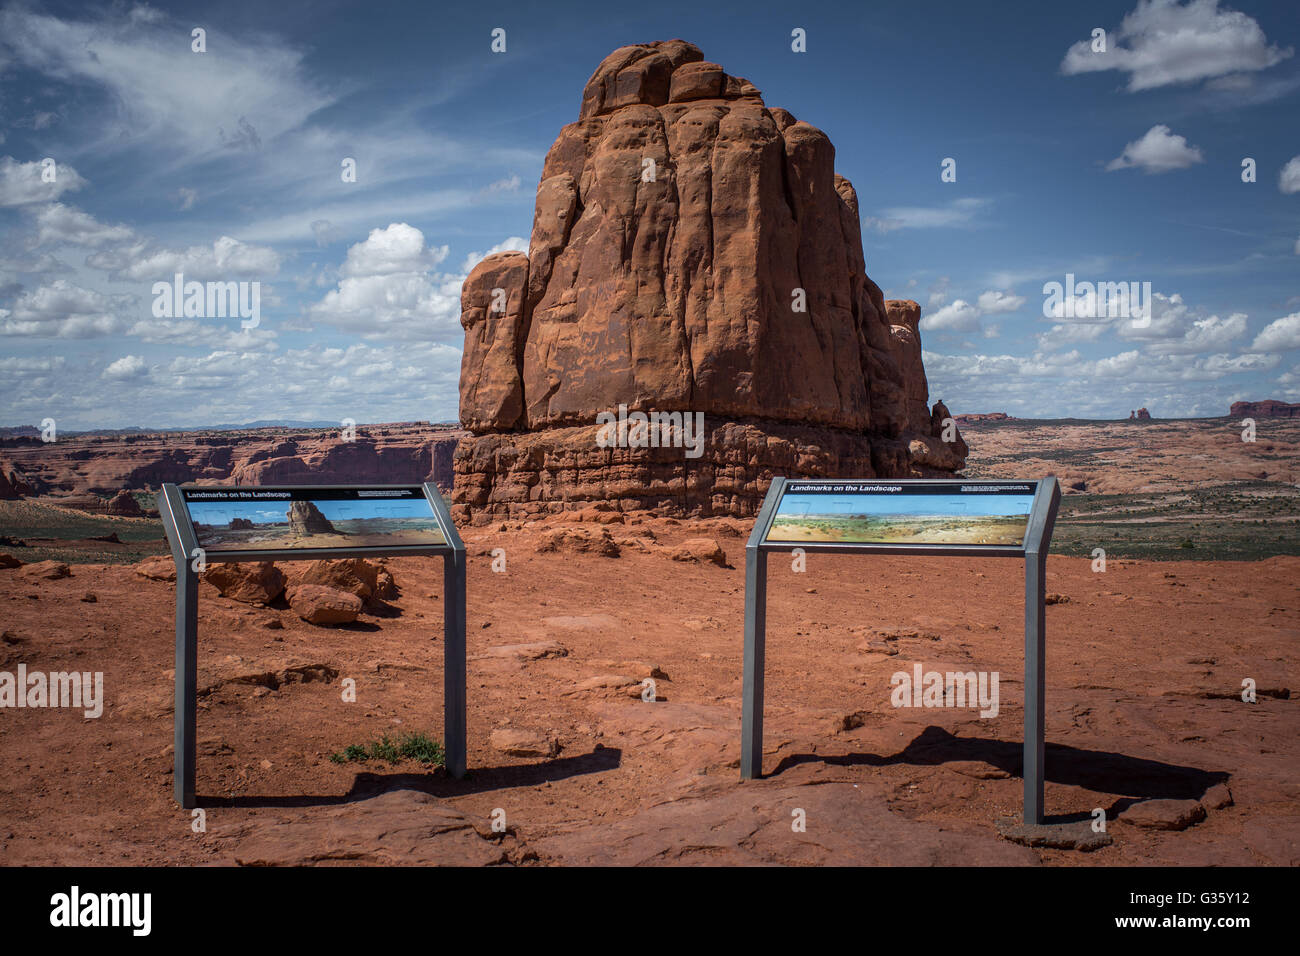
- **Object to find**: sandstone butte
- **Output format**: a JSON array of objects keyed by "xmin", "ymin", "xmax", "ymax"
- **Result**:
[
  {"xmin": 454, "ymin": 40, "xmax": 967, "ymax": 522},
  {"xmin": 1231, "ymin": 399, "xmax": 1300, "ymax": 419}
]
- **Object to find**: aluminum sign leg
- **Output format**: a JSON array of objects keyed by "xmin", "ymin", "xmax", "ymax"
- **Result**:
[
  {"xmin": 443, "ymin": 549, "xmax": 467, "ymax": 779},
  {"xmin": 740, "ymin": 546, "xmax": 768, "ymax": 779},
  {"xmin": 1023, "ymin": 551, "xmax": 1047, "ymax": 825},
  {"xmin": 174, "ymin": 565, "xmax": 198, "ymax": 809}
]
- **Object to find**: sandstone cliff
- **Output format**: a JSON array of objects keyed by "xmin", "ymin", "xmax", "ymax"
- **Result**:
[
  {"xmin": 0, "ymin": 422, "xmax": 463, "ymax": 503},
  {"xmin": 455, "ymin": 41, "xmax": 964, "ymax": 521},
  {"xmin": 1231, "ymin": 400, "xmax": 1300, "ymax": 419}
]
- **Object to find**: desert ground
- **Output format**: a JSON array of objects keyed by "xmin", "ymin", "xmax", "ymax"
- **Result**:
[{"xmin": 0, "ymin": 416, "xmax": 1296, "ymax": 866}]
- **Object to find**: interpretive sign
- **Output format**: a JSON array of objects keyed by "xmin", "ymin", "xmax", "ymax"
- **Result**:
[
  {"xmin": 183, "ymin": 485, "xmax": 447, "ymax": 556},
  {"xmin": 742, "ymin": 476, "xmax": 1060, "ymax": 825},
  {"xmin": 158, "ymin": 482, "xmax": 466, "ymax": 808},
  {"xmin": 764, "ymin": 480, "xmax": 1037, "ymax": 548}
]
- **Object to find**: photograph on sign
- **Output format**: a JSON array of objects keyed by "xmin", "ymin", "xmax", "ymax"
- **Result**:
[
  {"xmin": 183, "ymin": 486, "xmax": 446, "ymax": 553},
  {"xmin": 765, "ymin": 481, "xmax": 1037, "ymax": 547}
]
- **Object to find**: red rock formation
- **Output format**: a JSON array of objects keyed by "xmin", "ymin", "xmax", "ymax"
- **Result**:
[
  {"xmin": 454, "ymin": 41, "xmax": 964, "ymax": 521},
  {"xmin": 1231, "ymin": 400, "xmax": 1300, "ymax": 419},
  {"xmin": 0, "ymin": 422, "xmax": 463, "ymax": 501},
  {"xmin": 954, "ymin": 412, "xmax": 1012, "ymax": 424},
  {"xmin": 1129, "ymin": 408, "xmax": 1152, "ymax": 420}
]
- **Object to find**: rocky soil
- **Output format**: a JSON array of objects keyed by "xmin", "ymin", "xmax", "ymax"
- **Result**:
[{"xmin": 0, "ymin": 514, "xmax": 1294, "ymax": 866}]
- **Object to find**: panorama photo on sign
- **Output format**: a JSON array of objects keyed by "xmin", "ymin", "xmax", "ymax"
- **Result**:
[
  {"xmin": 765, "ymin": 481, "xmax": 1036, "ymax": 547},
  {"xmin": 183, "ymin": 486, "xmax": 447, "ymax": 554}
]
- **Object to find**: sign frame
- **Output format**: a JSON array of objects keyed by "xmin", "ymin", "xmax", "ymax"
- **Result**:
[
  {"xmin": 740, "ymin": 476, "xmax": 1061, "ymax": 825},
  {"xmin": 158, "ymin": 481, "xmax": 467, "ymax": 809}
]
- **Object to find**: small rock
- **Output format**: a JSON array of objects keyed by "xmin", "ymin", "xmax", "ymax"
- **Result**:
[
  {"xmin": 21, "ymin": 560, "xmax": 71, "ymax": 581},
  {"xmin": 287, "ymin": 585, "xmax": 362, "ymax": 626},
  {"xmin": 668, "ymin": 538, "xmax": 727, "ymax": 567},
  {"xmin": 134, "ymin": 556, "xmax": 176, "ymax": 582},
  {"xmin": 79, "ymin": 592, "xmax": 97, "ymax": 603},
  {"xmin": 996, "ymin": 817, "xmax": 1112, "ymax": 851},
  {"xmin": 1200, "ymin": 783, "xmax": 1234, "ymax": 811},
  {"xmin": 1045, "ymin": 593, "xmax": 1070, "ymax": 605},
  {"xmin": 1120, "ymin": 798, "xmax": 1207, "ymax": 831},
  {"xmin": 489, "ymin": 728, "xmax": 559, "ymax": 759},
  {"xmin": 0, "ymin": 554, "xmax": 22, "ymax": 570}
]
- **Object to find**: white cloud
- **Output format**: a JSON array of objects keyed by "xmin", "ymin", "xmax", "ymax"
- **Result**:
[
  {"xmin": 0, "ymin": 279, "xmax": 132, "ymax": 337},
  {"xmin": 976, "ymin": 289, "xmax": 1026, "ymax": 313},
  {"xmin": 90, "ymin": 235, "xmax": 281, "ymax": 281},
  {"xmin": 483, "ymin": 175, "xmax": 521, "ymax": 193},
  {"xmin": 927, "ymin": 276, "xmax": 951, "ymax": 309},
  {"xmin": 0, "ymin": 7, "xmax": 331, "ymax": 158},
  {"xmin": 1061, "ymin": 0, "xmax": 1293, "ymax": 92},
  {"xmin": 0, "ymin": 157, "xmax": 87, "ymax": 207},
  {"xmin": 1146, "ymin": 312, "xmax": 1247, "ymax": 353},
  {"xmin": 1106, "ymin": 125, "xmax": 1204, "ymax": 173},
  {"xmin": 31, "ymin": 203, "xmax": 134, "ymax": 247},
  {"xmin": 342, "ymin": 223, "xmax": 448, "ymax": 277},
  {"xmin": 310, "ymin": 223, "xmax": 461, "ymax": 342},
  {"xmin": 1249, "ymin": 312, "xmax": 1300, "ymax": 352},
  {"xmin": 867, "ymin": 198, "xmax": 989, "ymax": 231},
  {"xmin": 922, "ymin": 299, "xmax": 981, "ymax": 332},
  {"xmin": 102, "ymin": 355, "xmax": 148, "ymax": 380},
  {"xmin": 1280, "ymin": 156, "xmax": 1300, "ymax": 194}
]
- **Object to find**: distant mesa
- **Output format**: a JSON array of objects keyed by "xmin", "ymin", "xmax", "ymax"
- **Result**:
[
  {"xmin": 229, "ymin": 517, "xmax": 254, "ymax": 530},
  {"xmin": 454, "ymin": 40, "xmax": 966, "ymax": 521},
  {"xmin": 1129, "ymin": 408, "xmax": 1151, "ymax": 421},
  {"xmin": 1231, "ymin": 399, "xmax": 1300, "ymax": 419},
  {"xmin": 287, "ymin": 500, "xmax": 337, "ymax": 536},
  {"xmin": 953, "ymin": 413, "xmax": 1012, "ymax": 425}
]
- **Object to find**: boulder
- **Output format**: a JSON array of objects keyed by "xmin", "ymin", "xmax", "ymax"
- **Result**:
[
  {"xmin": 21, "ymin": 560, "xmax": 71, "ymax": 580},
  {"xmin": 287, "ymin": 585, "xmax": 362, "ymax": 625},
  {"xmin": 134, "ymin": 555, "xmax": 176, "ymax": 582},
  {"xmin": 287, "ymin": 558, "xmax": 381, "ymax": 601},
  {"xmin": 668, "ymin": 538, "xmax": 727, "ymax": 566},
  {"xmin": 203, "ymin": 562, "xmax": 286, "ymax": 605},
  {"xmin": 0, "ymin": 554, "xmax": 22, "ymax": 570},
  {"xmin": 489, "ymin": 728, "xmax": 560, "ymax": 759}
]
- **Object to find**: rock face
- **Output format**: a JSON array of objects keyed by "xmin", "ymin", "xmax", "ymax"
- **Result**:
[
  {"xmin": 454, "ymin": 40, "xmax": 964, "ymax": 521},
  {"xmin": 1232, "ymin": 399, "xmax": 1300, "ymax": 419},
  {"xmin": 1129, "ymin": 408, "xmax": 1152, "ymax": 420},
  {"xmin": 286, "ymin": 501, "xmax": 335, "ymax": 536},
  {"xmin": 0, "ymin": 422, "xmax": 462, "ymax": 502}
]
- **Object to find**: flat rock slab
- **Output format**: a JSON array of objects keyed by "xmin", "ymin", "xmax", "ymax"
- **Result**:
[
  {"xmin": 1120, "ymin": 798, "xmax": 1207, "ymax": 831},
  {"xmin": 996, "ymin": 817, "xmax": 1113, "ymax": 852},
  {"xmin": 215, "ymin": 790, "xmax": 515, "ymax": 866},
  {"xmin": 533, "ymin": 780, "xmax": 1039, "ymax": 866}
]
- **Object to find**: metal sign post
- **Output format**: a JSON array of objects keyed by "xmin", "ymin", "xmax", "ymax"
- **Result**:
[
  {"xmin": 158, "ymin": 482, "xmax": 467, "ymax": 809},
  {"xmin": 740, "ymin": 476, "xmax": 1060, "ymax": 825}
]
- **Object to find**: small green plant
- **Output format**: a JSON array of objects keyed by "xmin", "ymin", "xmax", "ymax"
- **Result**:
[{"xmin": 330, "ymin": 731, "xmax": 445, "ymax": 767}]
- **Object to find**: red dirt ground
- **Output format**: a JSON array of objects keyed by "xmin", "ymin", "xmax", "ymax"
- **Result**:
[{"xmin": 0, "ymin": 515, "xmax": 1295, "ymax": 865}]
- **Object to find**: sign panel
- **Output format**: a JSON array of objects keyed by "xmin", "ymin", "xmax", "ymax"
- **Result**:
[
  {"xmin": 763, "ymin": 480, "xmax": 1037, "ymax": 548},
  {"xmin": 181, "ymin": 485, "xmax": 447, "ymax": 554}
]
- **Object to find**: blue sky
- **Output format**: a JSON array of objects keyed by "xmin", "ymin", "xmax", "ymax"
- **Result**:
[
  {"xmin": 1, "ymin": 0, "xmax": 1297, "ymax": 429},
  {"xmin": 775, "ymin": 493, "xmax": 1034, "ymax": 518}
]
